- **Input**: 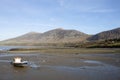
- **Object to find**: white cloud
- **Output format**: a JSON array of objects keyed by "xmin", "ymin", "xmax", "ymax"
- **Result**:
[
  {"xmin": 56, "ymin": 0, "xmax": 117, "ymax": 13},
  {"xmin": 90, "ymin": 8, "xmax": 116, "ymax": 13},
  {"xmin": 58, "ymin": 0, "xmax": 65, "ymax": 7}
]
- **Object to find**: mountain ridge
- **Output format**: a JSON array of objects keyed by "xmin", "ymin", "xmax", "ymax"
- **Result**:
[
  {"xmin": 0, "ymin": 27, "xmax": 120, "ymax": 46},
  {"xmin": 0, "ymin": 28, "xmax": 89, "ymax": 44},
  {"xmin": 88, "ymin": 27, "xmax": 120, "ymax": 41}
]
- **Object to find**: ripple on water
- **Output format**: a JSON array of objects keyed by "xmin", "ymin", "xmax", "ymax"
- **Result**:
[
  {"xmin": 0, "ymin": 53, "xmax": 39, "ymax": 57},
  {"xmin": 83, "ymin": 60, "xmax": 103, "ymax": 64}
]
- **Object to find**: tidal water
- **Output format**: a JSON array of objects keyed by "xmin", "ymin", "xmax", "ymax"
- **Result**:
[
  {"xmin": 0, "ymin": 46, "xmax": 120, "ymax": 80},
  {"xmin": 0, "ymin": 46, "xmax": 42, "ymax": 51}
]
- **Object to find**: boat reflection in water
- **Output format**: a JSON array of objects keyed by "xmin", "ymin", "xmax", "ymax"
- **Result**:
[{"xmin": 11, "ymin": 57, "xmax": 28, "ymax": 67}]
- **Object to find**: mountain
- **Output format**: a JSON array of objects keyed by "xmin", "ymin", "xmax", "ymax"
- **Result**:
[
  {"xmin": 1, "ymin": 28, "xmax": 89, "ymax": 45},
  {"xmin": 39, "ymin": 28, "xmax": 89, "ymax": 43},
  {"xmin": 2, "ymin": 32, "xmax": 42, "ymax": 43},
  {"xmin": 1, "ymin": 27, "xmax": 119, "ymax": 46},
  {"xmin": 88, "ymin": 28, "xmax": 120, "ymax": 41}
]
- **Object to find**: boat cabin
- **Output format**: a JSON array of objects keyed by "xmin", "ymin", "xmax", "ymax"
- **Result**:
[{"xmin": 13, "ymin": 57, "xmax": 22, "ymax": 63}]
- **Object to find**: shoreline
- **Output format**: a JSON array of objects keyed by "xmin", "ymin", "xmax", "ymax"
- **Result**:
[{"xmin": 4, "ymin": 47, "xmax": 120, "ymax": 54}]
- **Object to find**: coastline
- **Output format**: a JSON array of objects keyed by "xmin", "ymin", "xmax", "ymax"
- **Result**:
[{"xmin": 6, "ymin": 47, "xmax": 120, "ymax": 54}]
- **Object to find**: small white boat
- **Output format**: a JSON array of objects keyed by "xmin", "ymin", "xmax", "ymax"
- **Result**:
[{"xmin": 11, "ymin": 57, "xmax": 28, "ymax": 67}]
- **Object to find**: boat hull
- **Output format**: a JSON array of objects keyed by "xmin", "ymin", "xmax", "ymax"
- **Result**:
[{"xmin": 11, "ymin": 61, "xmax": 28, "ymax": 67}]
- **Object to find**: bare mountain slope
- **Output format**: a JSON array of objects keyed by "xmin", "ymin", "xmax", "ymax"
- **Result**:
[
  {"xmin": 38, "ymin": 28, "xmax": 89, "ymax": 43},
  {"xmin": 88, "ymin": 27, "xmax": 120, "ymax": 41},
  {"xmin": 1, "ymin": 28, "xmax": 89, "ymax": 44},
  {"xmin": 2, "ymin": 32, "xmax": 42, "ymax": 43}
]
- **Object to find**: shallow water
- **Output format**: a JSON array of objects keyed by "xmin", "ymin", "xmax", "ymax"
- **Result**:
[
  {"xmin": 0, "ymin": 53, "xmax": 38, "ymax": 57},
  {"xmin": 83, "ymin": 60, "xmax": 103, "ymax": 64},
  {"xmin": 0, "ymin": 60, "xmax": 11, "ymax": 63},
  {"xmin": 0, "ymin": 46, "xmax": 52, "ymax": 51},
  {"xmin": 0, "ymin": 52, "xmax": 120, "ymax": 80}
]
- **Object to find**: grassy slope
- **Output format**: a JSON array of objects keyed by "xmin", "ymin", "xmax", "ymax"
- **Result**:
[{"xmin": 62, "ymin": 39, "xmax": 120, "ymax": 48}]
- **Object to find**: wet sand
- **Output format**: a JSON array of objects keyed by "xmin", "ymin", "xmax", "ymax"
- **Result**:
[{"xmin": 0, "ymin": 52, "xmax": 120, "ymax": 80}]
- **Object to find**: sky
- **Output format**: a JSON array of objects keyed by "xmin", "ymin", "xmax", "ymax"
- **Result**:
[{"xmin": 0, "ymin": 0, "xmax": 120, "ymax": 40}]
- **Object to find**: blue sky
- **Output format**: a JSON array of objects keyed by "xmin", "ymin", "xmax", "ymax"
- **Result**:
[{"xmin": 0, "ymin": 0, "xmax": 120, "ymax": 40}]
